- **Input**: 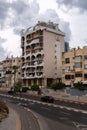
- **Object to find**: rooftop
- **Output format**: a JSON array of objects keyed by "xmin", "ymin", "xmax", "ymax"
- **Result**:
[{"xmin": 21, "ymin": 21, "xmax": 65, "ymax": 36}]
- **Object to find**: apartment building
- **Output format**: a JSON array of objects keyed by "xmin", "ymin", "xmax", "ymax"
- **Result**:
[
  {"xmin": 3, "ymin": 57, "xmax": 12, "ymax": 87},
  {"xmin": 0, "ymin": 62, "xmax": 5, "ymax": 87},
  {"xmin": 21, "ymin": 21, "xmax": 65, "ymax": 87},
  {"xmin": 0, "ymin": 56, "xmax": 21, "ymax": 88},
  {"xmin": 62, "ymin": 46, "xmax": 87, "ymax": 86}
]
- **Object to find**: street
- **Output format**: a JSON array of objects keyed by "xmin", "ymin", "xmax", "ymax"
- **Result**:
[{"xmin": 0, "ymin": 93, "xmax": 87, "ymax": 130}]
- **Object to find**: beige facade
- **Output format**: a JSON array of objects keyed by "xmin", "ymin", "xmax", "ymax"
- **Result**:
[
  {"xmin": 62, "ymin": 46, "xmax": 87, "ymax": 85},
  {"xmin": 0, "ymin": 57, "xmax": 22, "ymax": 88},
  {"xmin": 21, "ymin": 21, "xmax": 65, "ymax": 86}
]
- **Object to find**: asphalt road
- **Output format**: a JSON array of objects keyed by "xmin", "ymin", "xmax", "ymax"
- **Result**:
[
  {"xmin": 1, "ymin": 94, "xmax": 87, "ymax": 130},
  {"xmin": 1, "ymin": 91, "xmax": 87, "ymax": 111}
]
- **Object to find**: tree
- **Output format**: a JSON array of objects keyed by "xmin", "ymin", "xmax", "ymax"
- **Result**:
[{"xmin": 12, "ymin": 65, "xmax": 19, "ymax": 90}]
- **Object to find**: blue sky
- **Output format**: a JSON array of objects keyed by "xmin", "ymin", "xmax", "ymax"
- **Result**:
[{"xmin": 0, "ymin": 0, "xmax": 87, "ymax": 60}]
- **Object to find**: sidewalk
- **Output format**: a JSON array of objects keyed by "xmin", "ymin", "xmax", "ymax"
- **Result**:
[{"xmin": 0, "ymin": 107, "xmax": 21, "ymax": 130}]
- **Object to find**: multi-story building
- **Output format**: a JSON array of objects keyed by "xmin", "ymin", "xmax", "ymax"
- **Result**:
[
  {"xmin": 64, "ymin": 42, "xmax": 69, "ymax": 52},
  {"xmin": 21, "ymin": 21, "xmax": 65, "ymax": 86},
  {"xmin": 3, "ymin": 57, "xmax": 12, "ymax": 87},
  {"xmin": 0, "ymin": 56, "xmax": 22, "ymax": 88},
  {"xmin": 62, "ymin": 46, "xmax": 87, "ymax": 86},
  {"xmin": 0, "ymin": 62, "xmax": 5, "ymax": 87}
]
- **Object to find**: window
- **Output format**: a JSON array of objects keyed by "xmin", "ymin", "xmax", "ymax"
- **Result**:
[
  {"xmin": 66, "ymin": 66, "xmax": 70, "ymax": 71},
  {"xmin": 65, "ymin": 58, "xmax": 70, "ymax": 64},
  {"xmin": 71, "ymin": 75, "xmax": 74, "ymax": 79},
  {"xmin": 75, "ymin": 73, "xmax": 82, "ymax": 77},
  {"xmin": 84, "ymin": 74, "xmax": 87, "ymax": 79},
  {"xmin": 84, "ymin": 55, "xmax": 87, "ymax": 60},
  {"xmin": 65, "ymin": 75, "xmax": 74, "ymax": 80},
  {"xmin": 75, "ymin": 62, "xmax": 82, "ymax": 68},
  {"xmin": 65, "ymin": 75, "xmax": 71, "ymax": 80},
  {"xmin": 75, "ymin": 56, "xmax": 81, "ymax": 60},
  {"xmin": 84, "ymin": 64, "xmax": 87, "ymax": 69}
]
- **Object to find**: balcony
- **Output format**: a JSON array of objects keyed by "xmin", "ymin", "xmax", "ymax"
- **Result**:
[
  {"xmin": 30, "ymin": 39, "xmax": 39, "ymax": 45},
  {"xmin": 75, "ymin": 68, "xmax": 82, "ymax": 72}
]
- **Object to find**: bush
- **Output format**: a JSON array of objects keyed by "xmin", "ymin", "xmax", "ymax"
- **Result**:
[
  {"xmin": 51, "ymin": 82, "xmax": 66, "ymax": 91},
  {"xmin": 14, "ymin": 86, "xmax": 20, "ymax": 92},
  {"xmin": 15, "ymin": 81, "xmax": 22, "ymax": 88},
  {"xmin": 22, "ymin": 87, "xmax": 29, "ymax": 92},
  {"xmin": 74, "ymin": 81, "xmax": 87, "ymax": 91},
  {"xmin": 31, "ymin": 84, "xmax": 39, "ymax": 91}
]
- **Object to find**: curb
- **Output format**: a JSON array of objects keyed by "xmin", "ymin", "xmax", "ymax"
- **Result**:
[{"xmin": 24, "ymin": 107, "xmax": 42, "ymax": 130}]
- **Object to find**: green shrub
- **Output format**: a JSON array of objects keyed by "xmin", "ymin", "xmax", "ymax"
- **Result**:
[
  {"xmin": 31, "ymin": 84, "xmax": 39, "ymax": 91},
  {"xmin": 22, "ymin": 87, "xmax": 29, "ymax": 92},
  {"xmin": 14, "ymin": 86, "xmax": 20, "ymax": 92},
  {"xmin": 74, "ymin": 81, "xmax": 87, "ymax": 91},
  {"xmin": 51, "ymin": 82, "xmax": 66, "ymax": 91},
  {"xmin": 15, "ymin": 81, "xmax": 22, "ymax": 88}
]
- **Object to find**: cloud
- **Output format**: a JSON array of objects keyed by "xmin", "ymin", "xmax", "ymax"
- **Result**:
[
  {"xmin": 59, "ymin": 21, "xmax": 71, "ymax": 41},
  {"xmin": 56, "ymin": 0, "xmax": 87, "ymax": 12},
  {"xmin": 0, "ymin": 1, "xmax": 10, "ymax": 29},
  {"xmin": 10, "ymin": 0, "xmax": 40, "ymax": 32},
  {"xmin": 0, "ymin": 0, "xmax": 71, "ymax": 60},
  {"xmin": 0, "ymin": 0, "xmax": 71, "ymax": 42},
  {"xmin": 0, "ymin": 37, "xmax": 7, "ymax": 60},
  {"xmin": 38, "ymin": 9, "xmax": 71, "ymax": 41}
]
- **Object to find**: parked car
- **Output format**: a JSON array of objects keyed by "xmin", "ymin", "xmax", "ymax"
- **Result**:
[
  {"xmin": 41, "ymin": 96, "xmax": 54, "ymax": 103},
  {"xmin": 8, "ymin": 90, "xmax": 14, "ymax": 95}
]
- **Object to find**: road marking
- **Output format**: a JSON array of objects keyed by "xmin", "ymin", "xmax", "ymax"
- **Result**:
[
  {"xmin": 59, "ymin": 106, "xmax": 64, "ymax": 109},
  {"xmin": 73, "ymin": 122, "xmax": 87, "ymax": 130},
  {"xmin": 1, "ymin": 94, "xmax": 87, "ymax": 115}
]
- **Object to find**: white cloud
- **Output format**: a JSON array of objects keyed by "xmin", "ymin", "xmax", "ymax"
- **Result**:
[
  {"xmin": 0, "ymin": 28, "xmax": 21, "ymax": 57},
  {"xmin": 56, "ymin": 0, "xmax": 87, "ymax": 12},
  {"xmin": 0, "ymin": 0, "xmax": 87, "ymax": 60}
]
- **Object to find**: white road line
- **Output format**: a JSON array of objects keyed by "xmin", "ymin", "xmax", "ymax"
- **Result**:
[
  {"xmin": 0, "ymin": 94, "xmax": 87, "ymax": 114},
  {"xmin": 59, "ymin": 106, "xmax": 64, "ymax": 109},
  {"xmin": 65, "ymin": 107, "xmax": 71, "ymax": 110}
]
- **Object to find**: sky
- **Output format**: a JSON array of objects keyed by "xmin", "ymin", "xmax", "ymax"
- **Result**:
[{"xmin": 0, "ymin": 0, "xmax": 87, "ymax": 60}]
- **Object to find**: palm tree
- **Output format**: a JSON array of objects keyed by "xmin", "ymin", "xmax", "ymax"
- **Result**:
[{"xmin": 12, "ymin": 65, "xmax": 18, "ymax": 90}]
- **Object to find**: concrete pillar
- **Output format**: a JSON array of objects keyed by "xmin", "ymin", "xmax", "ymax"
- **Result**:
[
  {"xmin": 31, "ymin": 79, "xmax": 34, "ymax": 85},
  {"xmin": 44, "ymin": 78, "xmax": 47, "ymax": 86},
  {"xmin": 37, "ymin": 79, "xmax": 39, "ymax": 85},
  {"xmin": 26, "ymin": 79, "xmax": 28, "ymax": 86}
]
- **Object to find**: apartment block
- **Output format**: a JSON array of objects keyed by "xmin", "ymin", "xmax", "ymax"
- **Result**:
[
  {"xmin": 62, "ymin": 46, "xmax": 87, "ymax": 85},
  {"xmin": 0, "ymin": 56, "xmax": 22, "ymax": 88},
  {"xmin": 21, "ymin": 21, "xmax": 65, "ymax": 87}
]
